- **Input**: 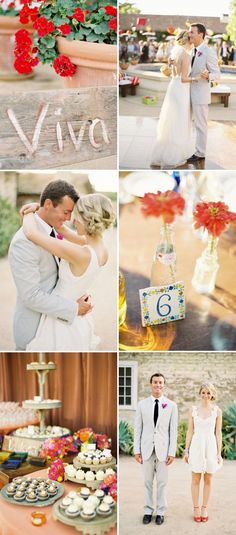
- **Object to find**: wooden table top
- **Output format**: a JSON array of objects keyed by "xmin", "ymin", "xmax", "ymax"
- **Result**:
[{"xmin": 119, "ymin": 201, "xmax": 236, "ymax": 351}]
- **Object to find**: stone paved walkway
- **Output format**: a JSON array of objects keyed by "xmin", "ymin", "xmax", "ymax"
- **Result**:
[{"xmin": 119, "ymin": 456, "xmax": 236, "ymax": 535}]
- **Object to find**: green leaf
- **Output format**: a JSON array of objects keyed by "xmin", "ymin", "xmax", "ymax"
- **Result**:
[
  {"xmin": 94, "ymin": 21, "xmax": 109, "ymax": 35},
  {"xmin": 86, "ymin": 32, "xmax": 101, "ymax": 42}
]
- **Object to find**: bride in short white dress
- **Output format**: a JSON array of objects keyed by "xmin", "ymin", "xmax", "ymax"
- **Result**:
[
  {"xmin": 188, "ymin": 405, "xmax": 222, "ymax": 473},
  {"xmin": 151, "ymin": 30, "xmax": 196, "ymax": 168},
  {"xmin": 184, "ymin": 382, "xmax": 222, "ymax": 522},
  {"xmin": 23, "ymin": 194, "xmax": 115, "ymax": 351}
]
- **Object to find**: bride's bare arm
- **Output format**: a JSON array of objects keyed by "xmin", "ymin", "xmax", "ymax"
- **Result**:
[
  {"xmin": 55, "ymin": 224, "xmax": 87, "ymax": 246},
  {"xmin": 215, "ymin": 407, "xmax": 222, "ymax": 459},
  {"xmin": 23, "ymin": 213, "xmax": 89, "ymax": 265},
  {"xmin": 181, "ymin": 52, "xmax": 199, "ymax": 83},
  {"xmin": 183, "ymin": 408, "xmax": 194, "ymax": 462},
  {"xmin": 19, "ymin": 202, "xmax": 87, "ymax": 246}
]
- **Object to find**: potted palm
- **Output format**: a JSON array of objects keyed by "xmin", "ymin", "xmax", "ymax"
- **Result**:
[
  {"xmin": 0, "ymin": 0, "xmax": 33, "ymax": 79},
  {"xmin": 14, "ymin": 0, "xmax": 117, "ymax": 87}
]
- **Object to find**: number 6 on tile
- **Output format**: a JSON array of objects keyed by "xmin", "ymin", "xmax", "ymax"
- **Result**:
[{"xmin": 139, "ymin": 281, "xmax": 185, "ymax": 327}]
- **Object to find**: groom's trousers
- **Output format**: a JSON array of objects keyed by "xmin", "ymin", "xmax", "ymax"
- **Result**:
[
  {"xmin": 143, "ymin": 450, "xmax": 168, "ymax": 516},
  {"xmin": 192, "ymin": 103, "xmax": 208, "ymax": 157}
]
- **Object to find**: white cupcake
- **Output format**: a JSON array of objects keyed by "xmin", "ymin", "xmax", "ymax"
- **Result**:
[
  {"xmin": 92, "ymin": 458, "xmax": 99, "ymax": 465},
  {"xmin": 60, "ymin": 497, "xmax": 72, "ymax": 510},
  {"xmin": 97, "ymin": 503, "xmax": 112, "ymax": 516},
  {"xmin": 81, "ymin": 503, "xmax": 96, "ymax": 519},
  {"xmin": 66, "ymin": 504, "xmax": 80, "ymax": 518},
  {"xmin": 103, "ymin": 495, "xmax": 115, "ymax": 507},
  {"xmin": 95, "ymin": 489, "xmax": 105, "ymax": 499},
  {"xmin": 76, "ymin": 471, "xmax": 85, "ymax": 480},
  {"xmin": 65, "ymin": 465, "xmax": 76, "ymax": 478},
  {"xmin": 87, "ymin": 495, "xmax": 100, "ymax": 508},
  {"xmin": 85, "ymin": 471, "xmax": 95, "ymax": 481},
  {"xmin": 96, "ymin": 470, "xmax": 105, "ymax": 481},
  {"xmin": 73, "ymin": 496, "xmax": 84, "ymax": 509},
  {"xmin": 68, "ymin": 491, "xmax": 77, "ymax": 500},
  {"xmin": 80, "ymin": 487, "xmax": 90, "ymax": 499}
]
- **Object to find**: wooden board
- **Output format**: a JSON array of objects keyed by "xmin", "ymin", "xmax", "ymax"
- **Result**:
[{"xmin": 0, "ymin": 87, "xmax": 117, "ymax": 169}]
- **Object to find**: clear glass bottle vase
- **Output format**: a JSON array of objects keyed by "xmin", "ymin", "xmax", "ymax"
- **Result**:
[
  {"xmin": 119, "ymin": 271, "xmax": 127, "ymax": 326},
  {"xmin": 150, "ymin": 223, "xmax": 177, "ymax": 287},
  {"xmin": 192, "ymin": 235, "xmax": 219, "ymax": 294}
]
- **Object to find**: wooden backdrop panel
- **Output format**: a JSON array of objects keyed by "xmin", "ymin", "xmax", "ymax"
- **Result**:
[{"xmin": 0, "ymin": 87, "xmax": 117, "ymax": 169}]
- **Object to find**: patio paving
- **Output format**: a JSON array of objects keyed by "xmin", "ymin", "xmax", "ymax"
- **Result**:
[{"xmin": 119, "ymin": 456, "xmax": 236, "ymax": 535}]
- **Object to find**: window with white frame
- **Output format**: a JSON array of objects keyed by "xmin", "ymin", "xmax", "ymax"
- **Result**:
[{"xmin": 119, "ymin": 361, "xmax": 138, "ymax": 410}]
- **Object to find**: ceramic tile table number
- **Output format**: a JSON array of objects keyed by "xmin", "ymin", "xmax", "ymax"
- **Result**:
[{"xmin": 139, "ymin": 281, "xmax": 185, "ymax": 327}]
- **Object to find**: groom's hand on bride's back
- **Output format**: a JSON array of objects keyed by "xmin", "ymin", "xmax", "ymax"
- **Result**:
[
  {"xmin": 77, "ymin": 294, "xmax": 93, "ymax": 315},
  {"xmin": 134, "ymin": 454, "xmax": 143, "ymax": 464}
]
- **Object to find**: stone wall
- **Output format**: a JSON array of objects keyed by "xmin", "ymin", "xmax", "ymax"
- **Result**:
[
  {"xmin": 120, "ymin": 14, "xmax": 227, "ymax": 34},
  {"xmin": 0, "ymin": 172, "xmax": 17, "ymax": 205},
  {"xmin": 0, "ymin": 171, "xmax": 91, "ymax": 207},
  {"xmin": 119, "ymin": 352, "xmax": 236, "ymax": 426}
]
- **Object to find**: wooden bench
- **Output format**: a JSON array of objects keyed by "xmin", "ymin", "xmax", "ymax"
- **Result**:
[
  {"xmin": 211, "ymin": 84, "xmax": 231, "ymax": 107},
  {"xmin": 119, "ymin": 81, "xmax": 138, "ymax": 97}
]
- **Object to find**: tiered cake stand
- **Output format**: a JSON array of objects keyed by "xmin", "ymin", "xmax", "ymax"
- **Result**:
[
  {"xmin": 65, "ymin": 457, "xmax": 116, "ymax": 489},
  {"xmin": 13, "ymin": 353, "xmax": 70, "ymax": 439}
]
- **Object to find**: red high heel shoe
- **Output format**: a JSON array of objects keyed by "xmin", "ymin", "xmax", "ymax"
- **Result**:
[
  {"xmin": 193, "ymin": 506, "xmax": 201, "ymax": 522},
  {"xmin": 201, "ymin": 506, "xmax": 209, "ymax": 522}
]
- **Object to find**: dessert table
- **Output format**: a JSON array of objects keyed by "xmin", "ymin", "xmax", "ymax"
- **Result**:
[
  {"xmin": 0, "ymin": 469, "xmax": 117, "ymax": 535},
  {"xmin": 119, "ymin": 201, "xmax": 236, "ymax": 351}
]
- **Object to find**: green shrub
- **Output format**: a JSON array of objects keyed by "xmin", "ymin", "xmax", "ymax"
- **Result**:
[
  {"xmin": 0, "ymin": 198, "xmax": 20, "ymax": 257},
  {"xmin": 119, "ymin": 420, "xmax": 134, "ymax": 455},
  {"xmin": 176, "ymin": 420, "xmax": 188, "ymax": 458},
  {"xmin": 222, "ymin": 403, "xmax": 236, "ymax": 459}
]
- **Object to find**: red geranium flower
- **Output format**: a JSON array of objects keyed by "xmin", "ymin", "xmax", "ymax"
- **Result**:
[
  {"xmin": 20, "ymin": 5, "xmax": 39, "ymax": 24},
  {"xmin": 72, "ymin": 7, "xmax": 85, "ymax": 22},
  {"xmin": 14, "ymin": 56, "xmax": 33, "ymax": 74},
  {"xmin": 108, "ymin": 17, "xmax": 117, "ymax": 31},
  {"xmin": 58, "ymin": 24, "xmax": 71, "ymax": 35},
  {"xmin": 141, "ymin": 191, "xmax": 185, "ymax": 224},
  {"xmin": 193, "ymin": 201, "xmax": 236, "ymax": 237},
  {"xmin": 33, "ymin": 16, "xmax": 55, "ymax": 37},
  {"xmin": 15, "ymin": 28, "xmax": 32, "ymax": 47},
  {"xmin": 53, "ymin": 55, "xmax": 76, "ymax": 77},
  {"xmin": 105, "ymin": 6, "xmax": 117, "ymax": 16}
]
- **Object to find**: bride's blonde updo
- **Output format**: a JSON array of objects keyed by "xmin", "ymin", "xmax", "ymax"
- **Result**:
[
  {"xmin": 175, "ymin": 30, "xmax": 189, "ymax": 47},
  {"xmin": 75, "ymin": 193, "xmax": 115, "ymax": 236}
]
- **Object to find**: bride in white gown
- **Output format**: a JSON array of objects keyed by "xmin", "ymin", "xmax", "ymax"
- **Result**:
[
  {"xmin": 23, "ymin": 194, "xmax": 115, "ymax": 351},
  {"xmin": 151, "ymin": 30, "xmax": 197, "ymax": 169}
]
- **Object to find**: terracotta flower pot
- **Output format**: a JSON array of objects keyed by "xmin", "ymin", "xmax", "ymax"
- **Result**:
[
  {"xmin": 57, "ymin": 36, "xmax": 117, "ymax": 88},
  {"xmin": 0, "ymin": 15, "xmax": 33, "ymax": 80}
]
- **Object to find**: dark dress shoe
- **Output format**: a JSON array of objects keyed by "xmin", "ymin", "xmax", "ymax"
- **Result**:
[
  {"xmin": 187, "ymin": 154, "xmax": 205, "ymax": 162},
  {"xmin": 156, "ymin": 515, "xmax": 164, "ymax": 525},
  {"xmin": 143, "ymin": 514, "xmax": 152, "ymax": 524}
]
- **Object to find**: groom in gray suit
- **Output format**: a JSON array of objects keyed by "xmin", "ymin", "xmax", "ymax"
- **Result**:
[
  {"xmin": 9, "ymin": 179, "xmax": 91, "ymax": 350},
  {"xmin": 188, "ymin": 23, "xmax": 220, "ymax": 162},
  {"xmin": 134, "ymin": 373, "xmax": 178, "ymax": 526}
]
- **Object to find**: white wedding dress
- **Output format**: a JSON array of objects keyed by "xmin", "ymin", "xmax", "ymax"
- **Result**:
[
  {"xmin": 151, "ymin": 45, "xmax": 195, "ymax": 168},
  {"xmin": 188, "ymin": 406, "xmax": 222, "ymax": 473},
  {"xmin": 26, "ymin": 246, "xmax": 101, "ymax": 351}
]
